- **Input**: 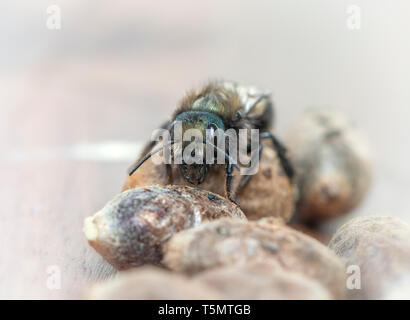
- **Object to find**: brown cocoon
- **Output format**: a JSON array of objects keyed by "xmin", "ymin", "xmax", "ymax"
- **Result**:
[
  {"xmin": 285, "ymin": 109, "xmax": 372, "ymax": 221},
  {"xmin": 87, "ymin": 267, "xmax": 222, "ymax": 300},
  {"xmin": 163, "ymin": 217, "xmax": 346, "ymax": 298},
  {"xmin": 329, "ymin": 216, "xmax": 410, "ymax": 299},
  {"xmin": 197, "ymin": 262, "xmax": 332, "ymax": 300},
  {"xmin": 123, "ymin": 140, "xmax": 294, "ymax": 222},
  {"xmin": 83, "ymin": 185, "xmax": 245, "ymax": 270}
]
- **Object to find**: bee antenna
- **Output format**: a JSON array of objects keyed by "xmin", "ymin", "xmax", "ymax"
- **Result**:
[
  {"xmin": 248, "ymin": 93, "xmax": 270, "ymax": 112},
  {"xmin": 203, "ymin": 140, "xmax": 240, "ymax": 170},
  {"xmin": 128, "ymin": 140, "xmax": 175, "ymax": 176},
  {"xmin": 169, "ymin": 120, "xmax": 178, "ymax": 130}
]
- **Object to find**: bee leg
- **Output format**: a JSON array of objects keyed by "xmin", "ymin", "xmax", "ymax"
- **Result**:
[
  {"xmin": 238, "ymin": 143, "xmax": 263, "ymax": 190},
  {"xmin": 225, "ymin": 163, "xmax": 239, "ymax": 205},
  {"xmin": 166, "ymin": 164, "xmax": 173, "ymax": 184},
  {"xmin": 260, "ymin": 132, "xmax": 294, "ymax": 180}
]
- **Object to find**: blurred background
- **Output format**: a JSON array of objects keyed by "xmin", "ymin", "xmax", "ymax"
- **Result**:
[{"xmin": 1, "ymin": 0, "xmax": 409, "ymax": 299}]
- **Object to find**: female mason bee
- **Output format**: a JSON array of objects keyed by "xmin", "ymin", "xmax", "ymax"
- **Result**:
[{"xmin": 128, "ymin": 80, "xmax": 294, "ymax": 204}]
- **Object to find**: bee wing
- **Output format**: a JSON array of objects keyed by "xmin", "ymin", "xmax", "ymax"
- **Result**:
[{"xmin": 222, "ymin": 80, "xmax": 272, "ymax": 118}]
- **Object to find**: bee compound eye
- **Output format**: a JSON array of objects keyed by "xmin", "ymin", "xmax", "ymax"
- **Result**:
[
  {"xmin": 233, "ymin": 111, "xmax": 242, "ymax": 121},
  {"xmin": 207, "ymin": 123, "xmax": 218, "ymax": 131}
]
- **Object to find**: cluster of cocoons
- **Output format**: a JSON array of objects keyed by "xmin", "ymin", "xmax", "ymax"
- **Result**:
[{"xmin": 83, "ymin": 109, "xmax": 410, "ymax": 299}]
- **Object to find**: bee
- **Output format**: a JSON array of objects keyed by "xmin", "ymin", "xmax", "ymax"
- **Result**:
[{"xmin": 128, "ymin": 80, "xmax": 294, "ymax": 204}]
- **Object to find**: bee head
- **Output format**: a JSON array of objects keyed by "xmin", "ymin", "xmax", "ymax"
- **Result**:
[
  {"xmin": 180, "ymin": 162, "xmax": 209, "ymax": 185},
  {"xmin": 172, "ymin": 111, "xmax": 225, "ymax": 185},
  {"xmin": 173, "ymin": 111, "xmax": 225, "ymax": 139}
]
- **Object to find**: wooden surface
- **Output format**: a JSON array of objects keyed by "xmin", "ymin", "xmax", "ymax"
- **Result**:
[{"xmin": 1, "ymin": 1, "xmax": 410, "ymax": 299}]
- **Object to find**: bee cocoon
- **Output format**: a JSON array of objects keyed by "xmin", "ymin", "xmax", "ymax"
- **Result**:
[
  {"xmin": 87, "ymin": 267, "xmax": 223, "ymax": 300},
  {"xmin": 196, "ymin": 262, "xmax": 332, "ymax": 300},
  {"xmin": 86, "ymin": 263, "xmax": 331, "ymax": 300},
  {"xmin": 237, "ymin": 140, "xmax": 295, "ymax": 221},
  {"xmin": 163, "ymin": 218, "xmax": 346, "ymax": 299},
  {"xmin": 83, "ymin": 185, "xmax": 246, "ymax": 270},
  {"xmin": 285, "ymin": 109, "xmax": 372, "ymax": 221},
  {"xmin": 123, "ymin": 141, "xmax": 295, "ymax": 222},
  {"xmin": 329, "ymin": 216, "xmax": 410, "ymax": 299}
]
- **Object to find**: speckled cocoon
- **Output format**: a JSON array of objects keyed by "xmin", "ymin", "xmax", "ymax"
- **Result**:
[
  {"xmin": 163, "ymin": 217, "xmax": 346, "ymax": 299},
  {"xmin": 123, "ymin": 140, "xmax": 295, "ymax": 222},
  {"xmin": 329, "ymin": 216, "xmax": 410, "ymax": 299},
  {"xmin": 83, "ymin": 185, "xmax": 246, "ymax": 270},
  {"xmin": 87, "ymin": 267, "xmax": 223, "ymax": 300},
  {"xmin": 196, "ymin": 261, "xmax": 332, "ymax": 300},
  {"xmin": 285, "ymin": 109, "xmax": 372, "ymax": 221}
]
